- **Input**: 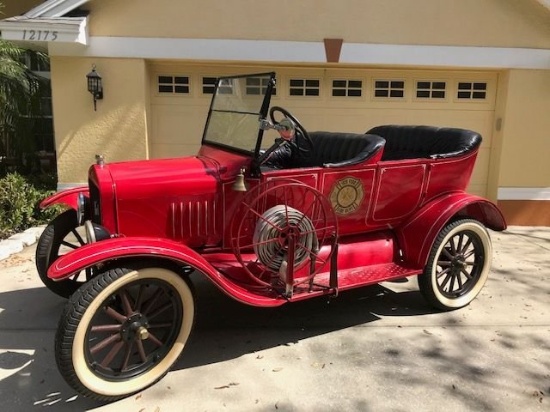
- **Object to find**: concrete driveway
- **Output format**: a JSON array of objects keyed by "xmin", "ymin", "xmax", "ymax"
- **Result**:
[{"xmin": 0, "ymin": 226, "xmax": 548, "ymax": 411}]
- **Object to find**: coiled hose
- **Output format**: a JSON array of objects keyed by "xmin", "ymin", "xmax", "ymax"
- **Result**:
[{"xmin": 253, "ymin": 205, "xmax": 318, "ymax": 271}]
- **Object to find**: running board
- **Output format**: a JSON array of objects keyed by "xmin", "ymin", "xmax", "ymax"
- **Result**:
[{"xmin": 289, "ymin": 263, "xmax": 422, "ymax": 302}]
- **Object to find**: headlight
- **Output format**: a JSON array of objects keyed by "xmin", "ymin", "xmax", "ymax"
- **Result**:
[
  {"xmin": 76, "ymin": 192, "xmax": 89, "ymax": 226},
  {"xmin": 84, "ymin": 220, "xmax": 111, "ymax": 243}
]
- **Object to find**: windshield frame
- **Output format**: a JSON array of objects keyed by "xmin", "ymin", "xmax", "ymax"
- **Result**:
[{"xmin": 201, "ymin": 72, "xmax": 276, "ymax": 157}]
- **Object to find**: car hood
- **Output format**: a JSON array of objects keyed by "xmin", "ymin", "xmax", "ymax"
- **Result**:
[
  {"xmin": 88, "ymin": 149, "xmax": 251, "ymax": 240},
  {"xmin": 103, "ymin": 156, "xmax": 220, "ymax": 200}
]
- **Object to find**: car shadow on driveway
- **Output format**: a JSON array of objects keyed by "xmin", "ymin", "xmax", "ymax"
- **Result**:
[
  {"xmin": 0, "ymin": 275, "xmax": 434, "ymax": 411},
  {"xmin": 177, "ymin": 274, "xmax": 434, "ymax": 369}
]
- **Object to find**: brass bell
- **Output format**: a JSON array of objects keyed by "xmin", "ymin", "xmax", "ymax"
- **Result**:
[{"xmin": 232, "ymin": 168, "xmax": 248, "ymax": 192}]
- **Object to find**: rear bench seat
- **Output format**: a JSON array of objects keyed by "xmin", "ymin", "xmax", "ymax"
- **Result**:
[{"xmin": 367, "ymin": 125, "xmax": 482, "ymax": 161}]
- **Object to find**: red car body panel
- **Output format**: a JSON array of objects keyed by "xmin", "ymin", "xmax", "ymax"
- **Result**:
[
  {"xmin": 397, "ymin": 192, "xmax": 506, "ymax": 267},
  {"xmin": 45, "ymin": 142, "xmax": 503, "ymax": 307},
  {"xmin": 47, "ymin": 236, "xmax": 284, "ymax": 307},
  {"xmin": 48, "ymin": 230, "xmax": 414, "ymax": 307},
  {"xmin": 39, "ymin": 186, "xmax": 88, "ymax": 210}
]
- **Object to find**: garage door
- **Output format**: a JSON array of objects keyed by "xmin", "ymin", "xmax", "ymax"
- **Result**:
[{"xmin": 149, "ymin": 64, "xmax": 496, "ymax": 196}]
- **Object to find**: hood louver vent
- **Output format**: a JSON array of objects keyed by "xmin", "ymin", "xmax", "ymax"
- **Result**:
[{"xmin": 170, "ymin": 199, "xmax": 217, "ymax": 242}]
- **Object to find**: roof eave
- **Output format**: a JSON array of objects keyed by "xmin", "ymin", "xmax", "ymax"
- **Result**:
[
  {"xmin": 0, "ymin": 16, "xmax": 88, "ymax": 46},
  {"xmin": 24, "ymin": 0, "xmax": 91, "ymax": 18}
]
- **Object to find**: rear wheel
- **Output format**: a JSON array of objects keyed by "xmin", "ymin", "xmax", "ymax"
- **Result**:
[
  {"xmin": 55, "ymin": 266, "xmax": 195, "ymax": 401},
  {"xmin": 36, "ymin": 209, "xmax": 92, "ymax": 298},
  {"xmin": 418, "ymin": 219, "xmax": 492, "ymax": 311}
]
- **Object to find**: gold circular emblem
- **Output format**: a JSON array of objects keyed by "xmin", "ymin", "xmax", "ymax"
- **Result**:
[{"xmin": 329, "ymin": 177, "xmax": 364, "ymax": 215}]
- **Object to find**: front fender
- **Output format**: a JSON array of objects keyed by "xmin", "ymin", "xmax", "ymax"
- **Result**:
[
  {"xmin": 40, "ymin": 186, "xmax": 88, "ymax": 210},
  {"xmin": 397, "ymin": 192, "xmax": 506, "ymax": 268},
  {"xmin": 47, "ymin": 237, "xmax": 284, "ymax": 307}
]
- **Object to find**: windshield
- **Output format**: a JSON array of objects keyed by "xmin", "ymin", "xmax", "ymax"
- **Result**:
[{"xmin": 202, "ymin": 72, "xmax": 275, "ymax": 155}]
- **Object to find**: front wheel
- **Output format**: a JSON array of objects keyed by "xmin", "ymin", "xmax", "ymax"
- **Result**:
[
  {"xmin": 36, "ymin": 209, "xmax": 91, "ymax": 298},
  {"xmin": 55, "ymin": 265, "xmax": 195, "ymax": 401},
  {"xmin": 418, "ymin": 219, "xmax": 492, "ymax": 311}
]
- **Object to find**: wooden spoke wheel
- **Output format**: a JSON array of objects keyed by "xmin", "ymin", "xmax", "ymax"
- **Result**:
[
  {"xmin": 55, "ymin": 266, "xmax": 195, "ymax": 401},
  {"xmin": 419, "ymin": 219, "xmax": 492, "ymax": 311},
  {"xmin": 36, "ymin": 209, "xmax": 94, "ymax": 298}
]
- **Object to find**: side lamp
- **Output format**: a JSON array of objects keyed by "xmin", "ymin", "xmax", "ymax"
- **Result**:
[{"xmin": 86, "ymin": 64, "xmax": 103, "ymax": 111}]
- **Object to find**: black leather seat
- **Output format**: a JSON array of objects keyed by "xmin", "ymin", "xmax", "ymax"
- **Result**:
[
  {"xmin": 264, "ymin": 132, "xmax": 385, "ymax": 169},
  {"xmin": 367, "ymin": 125, "xmax": 482, "ymax": 161},
  {"xmin": 307, "ymin": 132, "xmax": 385, "ymax": 168}
]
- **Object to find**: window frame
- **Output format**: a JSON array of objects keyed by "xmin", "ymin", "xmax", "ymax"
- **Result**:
[
  {"xmin": 455, "ymin": 81, "xmax": 488, "ymax": 101},
  {"xmin": 414, "ymin": 80, "xmax": 448, "ymax": 101},
  {"xmin": 330, "ymin": 78, "xmax": 364, "ymax": 98},
  {"xmin": 245, "ymin": 76, "xmax": 277, "ymax": 97},
  {"xmin": 156, "ymin": 74, "xmax": 191, "ymax": 96},
  {"xmin": 372, "ymin": 79, "xmax": 406, "ymax": 100},
  {"xmin": 288, "ymin": 78, "xmax": 322, "ymax": 98}
]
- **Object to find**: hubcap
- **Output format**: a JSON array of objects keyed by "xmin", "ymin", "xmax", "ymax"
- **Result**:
[
  {"xmin": 450, "ymin": 255, "xmax": 467, "ymax": 271},
  {"xmin": 120, "ymin": 313, "xmax": 150, "ymax": 342},
  {"xmin": 137, "ymin": 326, "xmax": 149, "ymax": 341}
]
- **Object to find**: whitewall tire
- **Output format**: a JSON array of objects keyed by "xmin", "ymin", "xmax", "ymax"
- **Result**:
[
  {"xmin": 55, "ymin": 265, "xmax": 195, "ymax": 401},
  {"xmin": 418, "ymin": 219, "xmax": 492, "ymax": 311}
]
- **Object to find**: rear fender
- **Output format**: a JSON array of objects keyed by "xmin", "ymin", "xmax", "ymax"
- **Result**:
[
  {"xmin": 39, "ymin": 186, "xmax": 89, "ymax": 210},
  {"xmin": 397, "ymin": 192, "xmax": 506, "ymax": 268},
  {"xmin": 47, "ymin": 236, "xmax": 284, "ymax": 307}
]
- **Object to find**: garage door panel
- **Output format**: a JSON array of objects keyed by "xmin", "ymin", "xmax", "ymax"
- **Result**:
[
  {"xmin": 319, "ymin": 108, "xmax": 396, "ymax": 133},
  {"xmin": 470, "ymin": 147, "xmax": 491, "ymax": 182},
  {"xmin": 151, "ymin": 104, "xmax": 205, "ymax": 158},
  {"xmin": 150, "ymin": 65, "xmax": 496, "ymax": 196},
  {"xmin": 275, "ymin": 106, "xmax": 329, "ymax": 132},
  {"xmin": 151, "ymin": 143, "xmax": 200, "ymax": 159},
  {"xmin": 467, "ymin": 183, "xmax": 486, "ymax": 197}
]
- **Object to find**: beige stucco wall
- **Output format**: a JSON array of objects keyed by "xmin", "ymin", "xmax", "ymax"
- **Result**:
[
  {"xmin": 498, "ymin": 69, "xmax": 550, "ymax": 188},
  {"xmin": 1, "ymin": 0, "xmax": 41, "ymax": 18},
  {"xmin": 485, "ymin": 71, "xmax": 508, "ymax": 201},
  {"xmin": 86, "ymin": 0, "xmax": 550, "ymax": 48},
  {"xmin": 50, "ymin": 57, "xmax": 149, "ymax": 184}
]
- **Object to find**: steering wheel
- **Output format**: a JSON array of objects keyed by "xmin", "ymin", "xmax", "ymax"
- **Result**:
[
  {"xmin": 256, "ymin": 106, "xmax": 314, "ymax": 167},
  {"xmin": 269, "ymin": 106, "xmax": 313, "ymax": 153}
]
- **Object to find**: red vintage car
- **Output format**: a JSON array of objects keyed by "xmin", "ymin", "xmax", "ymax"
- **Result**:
[{"xmin": 37, "ymin": 72, "xmax": 506, "ymax": 401}]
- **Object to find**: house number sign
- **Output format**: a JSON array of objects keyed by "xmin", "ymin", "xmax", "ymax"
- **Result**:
[{"xmin": 22, "ymin": 29, "xmax": 59, "ymax": 41}]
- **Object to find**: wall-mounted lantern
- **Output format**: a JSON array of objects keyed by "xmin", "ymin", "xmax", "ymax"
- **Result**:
[{"xmin": 86, "ymin": 64, "xmax": 103, "ymax": 111}]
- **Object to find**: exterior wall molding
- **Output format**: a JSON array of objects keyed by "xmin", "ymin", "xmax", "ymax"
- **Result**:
[
  {"xmin": 498, "ymin": 187, "xmax": 550, "ymax": 201},
  {"xmin": 47, "ymin": 37, "xmax": 550, "ymax": 69}
]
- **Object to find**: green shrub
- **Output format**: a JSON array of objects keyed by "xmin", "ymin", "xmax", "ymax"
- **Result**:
[{"xmin": 0, "ymin": 173, "xmax": 62, "ymax": 239}]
